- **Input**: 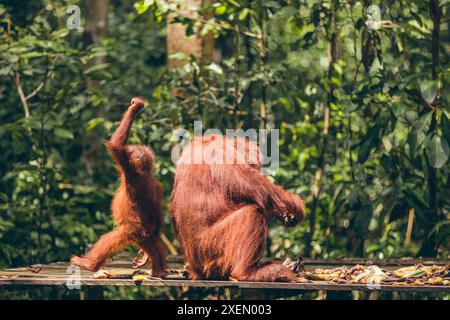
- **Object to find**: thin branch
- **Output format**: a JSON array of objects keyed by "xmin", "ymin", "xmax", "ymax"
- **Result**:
[
  {"xmin": 26, "ymin": 65, "xmax": 54, "ymax": 100},
  {"xmin": 234, "ymin": 23, "xmax": 241, "ymax": 128},
  {"xmin": 14, "ymin": 72, "xmax": 30, "ymax": 118},
  {"xmin": 14, "ymin": 58, "xmax": 54, "ymax": 118}
]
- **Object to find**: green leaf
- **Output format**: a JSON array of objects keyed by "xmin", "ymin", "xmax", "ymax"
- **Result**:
[
  {"xmin": 344, "ymin": 103, "xmax": 359, "ymax": 113},
  {"xmin": 207, "ymin": 63, "xmax": 223, "ymax": 75},
  {"xmin": 83, "ymin": 63, "xmax": 109, "ymax": 75},
  {"xmin": 357, "ymin": 125, "xmax": 382, "ymax": 163},
  {"xmin": 0, "ymin": 66, "xmax": 12, "ymax": 75},
  {"xmin": 408, "ymin": 112, "xmax": 432, "ymax": 157},
  {"xmin": 88, "ymin": 70, "xmax": 113, "ymax": 81},
  {"xmin": 413, "ymin": 112, "xmax": 432, "ymax": 131},
  {"xmin": 134, "ymin": 0, "xmax": 154, "ymax": 14},
  {"xmin": 382, "ymin": 136, "xmax": 393, "ymax": 152},
  {"xmin": 215, "ymin": 5, "xmax": 227, "ymax": 15},
  {"xmin": 263, "ymin": 1, "xmax": 281, "ymax": 9},
  {"xmin": 420, "ymin": 80, "xmax": 437, "ymax": 104},
  {"xmin": 405, "ymin": 189, "xmax": 428, "ymax": 226},
  {"xmin": 426, "ymin": 135, "xmax": 449, "ymax": 168},
  {"xmin": 238, "ymin": 8, "xmax": 249, "ymax": 21},
  {"xmin": 441, "ymin": 112, "xmax": 450, "ymax": 145},
  {"xmin": 86, "ymin": 118, "xmax": 106, "ymax": 131},
  {"xmin": 51, "ymin": 28, "xmax": 69, "ymax": 38},
  {"xmin": 168, "ymin": 52, "xmax": 188, "ymax": 61},
  {"xmin": 55, "ymin": 128, "xmax": 74, "ymax": 140}
]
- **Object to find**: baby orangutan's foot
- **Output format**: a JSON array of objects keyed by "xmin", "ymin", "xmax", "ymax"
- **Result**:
[
  {"xmin": 151, "ymin": 270, "xmax": 167, "ymax": 279},
  {"xmin": 70, "ymin": 255, "xmax": 99, "ymax": 272},
  {"xmin": 133, "ymin": 249, "xmax": 149, "ymax": 268}
]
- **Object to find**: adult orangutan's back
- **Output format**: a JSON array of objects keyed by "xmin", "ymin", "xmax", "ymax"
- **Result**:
[{"xmin": 170, "ymin": 134, "xmax": 305, "ymax": 281}]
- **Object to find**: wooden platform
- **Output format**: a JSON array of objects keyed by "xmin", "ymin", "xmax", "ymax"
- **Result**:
[{"xmin": 1, "ymin": 254, "xmax": 449, "ymax": 293}]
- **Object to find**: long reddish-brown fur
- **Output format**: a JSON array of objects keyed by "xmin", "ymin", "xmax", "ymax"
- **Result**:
[
  {"xmin": 70, "ymin": 97, "xmax": 165, "ymax": 277},
  {"xmin": 170, "ymin": 135, "xmax": 305, "ymax": 281}
]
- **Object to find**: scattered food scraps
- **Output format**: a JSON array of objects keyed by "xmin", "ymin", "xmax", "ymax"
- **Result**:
[
  {"xmin": 297, "ymin": 264, "xmax": 449, "ymax": 286},
  {"xmin": 90, "ymin": 263, "xmax": 449, "ymax": 287}
]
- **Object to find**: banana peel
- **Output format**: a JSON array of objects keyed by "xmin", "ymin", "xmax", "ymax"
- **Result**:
[{"xmin": 132, "ymin": 274, "xmax": 151, "ymax": 282}]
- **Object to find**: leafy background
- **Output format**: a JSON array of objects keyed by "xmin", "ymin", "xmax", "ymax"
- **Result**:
[{"xmin": 0, "ymin": 0, "xmax": 448, "ymax": 299}]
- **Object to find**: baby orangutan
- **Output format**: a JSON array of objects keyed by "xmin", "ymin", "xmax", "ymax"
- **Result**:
[{"xmin": 70, "ymin": 97, "xmax": 166, "ymax": 277}]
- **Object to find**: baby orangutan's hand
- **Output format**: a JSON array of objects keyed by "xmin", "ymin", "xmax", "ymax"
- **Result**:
[{"xmin": 129, "ymin": 96, "xmax": 145, "ymax": 113}]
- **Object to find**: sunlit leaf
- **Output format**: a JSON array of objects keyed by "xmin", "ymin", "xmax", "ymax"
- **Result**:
[
  {"xmin": 207, "ymin": 63, "xmax": 223, "ymax": 75},
  {"xmin": 55, "ymin": 128, "xmax": 74, "ymax": 140},
  {"xmin": 420, "ymin": 80, "xmax": 438, "ymax": 104},
  {"xmin": 426, "ymin": 135, "xmax": 449, "ymax": 168},
  {"xmin": 215, "ymin": 5, "xmax": 227, "ymax": 15}
]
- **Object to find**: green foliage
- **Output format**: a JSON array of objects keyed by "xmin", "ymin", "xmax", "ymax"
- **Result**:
[{"xmin": 0, "ymin": 0, "xmax": 169, "ymax": 267}]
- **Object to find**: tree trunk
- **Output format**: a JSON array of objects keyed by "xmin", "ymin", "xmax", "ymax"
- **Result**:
[
  {"xmin": 167, "ymin": 0, "xmax": 214, "ymax": 68},
  {"xmin": 82, "ymin": 0, "xmax": 110, "ymax": 177},
  {"xmin": 83, "ymin": 0, "xmax": 110, "ymax": 89},
  {"xmin": 83, "ymin": 0, "xmax": 110, "ymax": 50}
]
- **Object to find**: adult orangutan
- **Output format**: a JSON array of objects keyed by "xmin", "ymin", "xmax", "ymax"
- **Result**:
[
  {"xmin": 170, "ymin": 134, "xmax": 305, "ymax": 281},
  {"xmin": 70, "ymin": 97, "xmax": 165, "ymax": 277}
]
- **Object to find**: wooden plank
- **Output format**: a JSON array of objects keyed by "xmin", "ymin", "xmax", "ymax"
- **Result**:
[
  {"xmin": 1, "ymin": 256, "xmax": 448, "ymax": 293},
  {"xmin": 1, "ymin": 277, "xmax": 449, "ymax": 293}
]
